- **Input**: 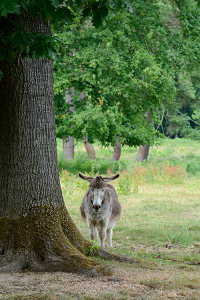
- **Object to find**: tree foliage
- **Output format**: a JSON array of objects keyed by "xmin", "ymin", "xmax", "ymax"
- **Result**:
[
  {"xmin": 54, "ymin": 1, "xmax": 181, "ymax": 147},
  {"xmin": 162, "ymin": 70, "xmax": 200, "ymax": 138},
  {"xmin": 155, "ymin": 0, "xmax": 200, "ymax": 139},
  {"xmin": 0, "ymin": 0, "xmax": 128, "ymax": 78}
]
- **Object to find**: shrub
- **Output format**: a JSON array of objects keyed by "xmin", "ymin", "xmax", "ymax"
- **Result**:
[
  {"xmin": 116, "ymin": 170, "xmax": 134, "ymax": 195},
  {"xmin": 58, "ymin": 153, "xmax": 129, "ymax": 174},
  {"xmin": 186, "ymin": 162, "xmax": 200, "ymax": 175}
]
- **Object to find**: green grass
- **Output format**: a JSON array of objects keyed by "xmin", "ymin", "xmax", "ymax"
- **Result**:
[
  {"xmin": 55, "ymin": 137, "xmax": 200, "ymax": 298},
  {"xmin": 58, "ymin": 137, "xmax": 200, "ymax": 266},
  {"xmin": 57, "ymin": 137, "xmax": 200, "ymax": 176}
]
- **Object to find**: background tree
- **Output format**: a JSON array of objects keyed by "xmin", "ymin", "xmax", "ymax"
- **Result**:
[
  {"xmin": 63, "ymin": 88, "xmax": 75, "ymax": 159},
  {"xmin": 156, "ymin": 1, "xmax": 200, "ymax": 140},
  {"xmin": 54, "ymin": 2, "xmax": 177, "ymax": 153},
  {"xmin": 160, "ymin": 71, "xmax": 200, "ymax": 139},
  {"xmin": 54, "ymin": 0, "xmax": 200, "ymax": 160},
  {"xmin": 112, "ymin": 137, "xmax": 121, "ymax": 161}
]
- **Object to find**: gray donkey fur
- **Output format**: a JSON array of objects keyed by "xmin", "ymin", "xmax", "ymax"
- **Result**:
[{"xmin": 79, "ymin": 173, "xmax": 121, "ymax": 248}]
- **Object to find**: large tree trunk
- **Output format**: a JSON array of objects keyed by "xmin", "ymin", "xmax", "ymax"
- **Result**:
[
  {"xmin": 111, "ymin": 137, "xmax": 121, "ymax": 161},
  {"xmin": 83, "ymin": 136, "xmax": 96, "ymax": 160},
  {"xmin": 135, "ymin": 145, "xmax": 150, "ymax": 162},
  {"xmin": 0, "ymin": 11, "xmax": 108, "ymax": 276},
  {"xmin": 63, "ymin": 88, "xmax": 75, "ymax": 159}
]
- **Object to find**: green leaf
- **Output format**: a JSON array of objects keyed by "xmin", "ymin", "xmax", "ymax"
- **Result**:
[{"xmin": 0, "ymin": 0, "xmax": 21, "ymax": 17}]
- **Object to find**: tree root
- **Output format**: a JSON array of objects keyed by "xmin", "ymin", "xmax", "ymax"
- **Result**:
[
  {"xmin": 0, "ymin": 205, "xmax": 134, "ymax": 275},
  {"xmin": 97, "ymin": 248, "xmax": 138, "ymax": 263},
  {"xmin": 0, "ymin": 212, "xmax": 111, "ymax": 276},
  {"xmin": 0, "ymin": 246, "xmax": 111, "ymax": 276},
  {"xmin": 155, "ymin": 254, "xmax": 200, "ymax": 266}
]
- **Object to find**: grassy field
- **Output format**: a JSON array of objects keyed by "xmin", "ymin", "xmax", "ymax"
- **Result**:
[
  {"xmin": 57, "ymin": 138, "xmax": 200, "ymax": 176},
  {"xmin": 1, "ymin": 138, "xmax": 200, "ymax": 300},
  {"xmin": 58, "ymin": 137, "xmax": 200, "ymax": 299}
]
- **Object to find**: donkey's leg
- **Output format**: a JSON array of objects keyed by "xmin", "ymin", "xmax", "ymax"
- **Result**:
[
  {"xmin": 106, "ymin": 227, "xmax": 113, "ymax": 248},
  {"xmin": 89, "ymin": 226, "xmax": 97, "ymax": 241},
  {"xmin": 99, "ymin": 225, "xmax": 107, "ymax": 248},
  {"xmin": 87, "ymin": 219, "xmax": 97, "ymax": 241}
]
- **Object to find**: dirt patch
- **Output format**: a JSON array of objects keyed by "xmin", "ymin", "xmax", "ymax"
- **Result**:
[{"xmin": 0, "ymin": 263, "xmax": 199, "ymax": 300}]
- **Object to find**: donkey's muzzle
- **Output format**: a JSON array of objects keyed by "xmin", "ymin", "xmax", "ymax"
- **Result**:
[{"xmin": 93, "ymin": 204, "xmax": 101, "ymax": 211}]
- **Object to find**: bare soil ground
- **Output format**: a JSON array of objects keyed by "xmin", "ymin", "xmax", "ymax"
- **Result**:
[{"xmin": 0, "ymin": 259, "xmax": 200, "ymax": 300}]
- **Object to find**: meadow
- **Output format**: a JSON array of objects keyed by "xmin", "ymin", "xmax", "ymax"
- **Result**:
[
  {"xmin": 58, "ymin": 137, "xmax": 200, "ymax": 299},
  {"xmin": 2, "ymin": 138, "xmax": 200, "ymax": 300}
]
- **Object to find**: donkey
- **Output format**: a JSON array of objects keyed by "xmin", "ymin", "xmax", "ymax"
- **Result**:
[{"xmin": 79, "ymin": 173, "xmax": 121, "ymax": 248}]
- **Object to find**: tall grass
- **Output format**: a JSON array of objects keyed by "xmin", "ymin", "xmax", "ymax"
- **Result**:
[
  {"xmin": 115, "ymin": 163, "xmax": 185, "ymax": 195},
  {"xmin": 60, "ymin": 161, "xmax": 185, "ymax": 198},
  {"xmin": 57, "ymin": 137, "xmax": 200, "ymax": 177}
]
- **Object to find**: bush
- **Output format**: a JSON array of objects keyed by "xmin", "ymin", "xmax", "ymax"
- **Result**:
[
  {"xmin": 186, "ymin": 162, "xmax": 200, "ymax": 175},
  {"xmin": 187, "ymin": 129, "xmax": 200, "ymax": 141},
  {"xmin": 58, "ymin": 152, "xmax": 129, "ymax": 174}
]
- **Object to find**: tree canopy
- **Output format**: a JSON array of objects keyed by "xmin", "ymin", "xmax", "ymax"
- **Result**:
[
  {"xmin": 0, "ymin": 0, "xmax": 131, "ymax": 76},
  {"xmin": 54, "ymin": 0, "xmax": 200, "ymax": 147}
]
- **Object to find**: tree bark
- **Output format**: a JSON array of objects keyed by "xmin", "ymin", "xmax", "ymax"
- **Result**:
[
  {"xmin": 63, "ymin": 137, "xmax": 75, "ymax": 159},
  {"xmin": 135, "ymin": 145, "xmax": 150, "ymax": 162},
  {"xmin": 0, "ymin": 11, "xmax": 108, "ymax": 275},
  {"xmin": 63, "ymin": 88, "xmax": 75, "ymax": 159},
  {"xmin": 111, "ymin": 137, "xmax": 121, "ymax": 161},
  {"xmin": 83, "ymin": 136, "xmax": 96, "ymax": 160},
  {"xmin": 79, "ymin": 92, "xmax": 96, "ymax": 160}
]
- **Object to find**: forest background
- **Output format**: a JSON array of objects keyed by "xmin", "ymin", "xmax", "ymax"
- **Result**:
[{"xmin": 54, "ymin": 0, "xmax": 200, "ymax": 163}]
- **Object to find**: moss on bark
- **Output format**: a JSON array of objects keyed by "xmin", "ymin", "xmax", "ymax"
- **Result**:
[{"xmin": 0, "ymin": 204, "xmax": 110, "ymax": 276}]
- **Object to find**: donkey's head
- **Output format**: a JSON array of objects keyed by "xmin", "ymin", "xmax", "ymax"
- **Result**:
[{"xmin": 79, "ymin": 173, "xmax": 119, "ymax": 212}]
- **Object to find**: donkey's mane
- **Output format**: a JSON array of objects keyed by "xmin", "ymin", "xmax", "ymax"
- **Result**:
[{"xmin": 90, "ymin": 176, "xmax": 107, "ymax": 189}]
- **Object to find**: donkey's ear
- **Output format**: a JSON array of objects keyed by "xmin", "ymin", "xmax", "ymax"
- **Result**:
[
  {"xmin": 103, "ymin": 174, "xmax": 120, "ymax": 182},
  {"xmin": 79, "ymin": 173, "xmax": 94, "ymax": 183}
]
